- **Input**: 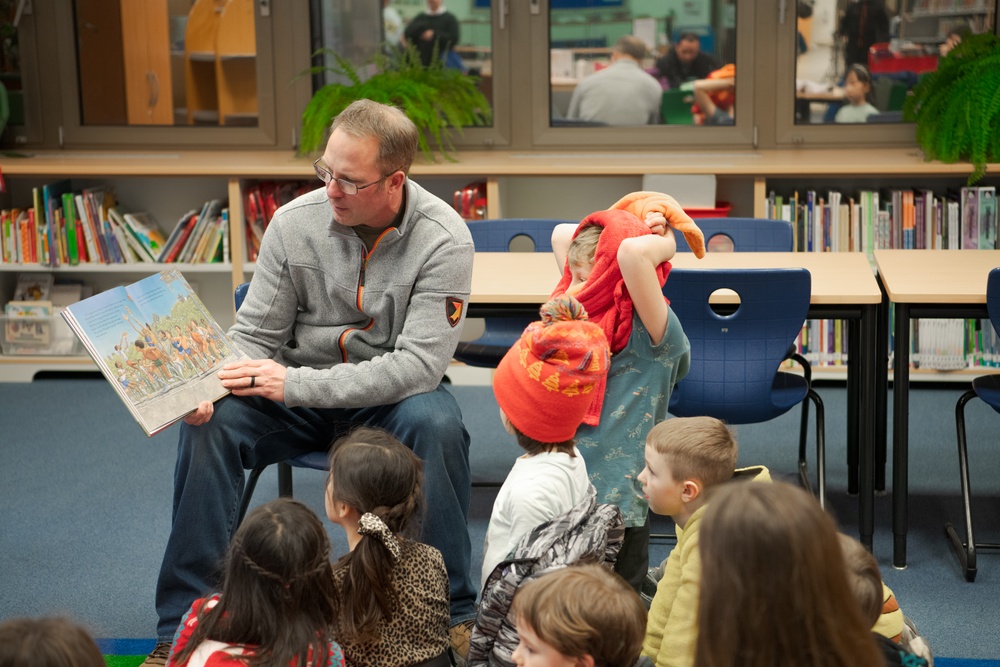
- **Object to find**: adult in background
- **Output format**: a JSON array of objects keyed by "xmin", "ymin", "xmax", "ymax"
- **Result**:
[
  {"xmin": 404, "ymin": 0, "xmax": 460, "ymax": 68},
  {"xmin": 567, "ymin": 36, "xmax": 663, "ymax": 126},
  {"xmin": 838, "ymin": 0, "xmax": 890, "ymax": 70},
  {"xmin": 141, "ymin": 99, "xmax": 477, "ymax": 666},
  {"xmin": 654, "ymin": 32, "xmax": 720, "ymax": 90}
]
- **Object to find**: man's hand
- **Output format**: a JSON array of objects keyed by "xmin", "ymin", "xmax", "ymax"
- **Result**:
[
  {"xmin": 221, "ymin": 359, "xmax": 287, "ymax": 402},
  {"xmin": 182, "ymin": 359, "xmax": 287, "ymax": 426},
  {"xmin": 421, "ymin": 28, "xmax": 434, "ymax": 41}
]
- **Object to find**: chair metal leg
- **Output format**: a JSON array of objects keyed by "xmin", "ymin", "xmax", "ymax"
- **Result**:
[
  {"xmin": 277, "ymin": 461, "xmax": 294, "ymax": 497},
  {"xmin": 946, "ymin": 390, "xmax": 979, "ymax": 582},
  {"xmin": 238, "ymin": 466, "xmax": 265, "ymax": 524},
  {"xmin": 796, "ymin": 389, "xmax": 826, "ymax": 509}
]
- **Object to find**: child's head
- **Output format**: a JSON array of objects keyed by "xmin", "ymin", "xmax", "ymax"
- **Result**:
[
  {"xmin": 172, "ymin": 498, "xmax": 336, "ymax": 667},
  {"xmin": 326, "ymin": 426, "xmax": 424, "ymax": 535},
  {"xmin": 638, "ymin": 417, "xmax": 737, "ymax": 518},
  {"xmin": 326, "ymin": 426, "xmax": 424, "ymax": 643},
  {"xmin": 0, "ymin": 617, "xmax": 104, "ymax": 667},
  {"xmin": 694, "ymin": 481, "xmax": 882, "ymax": 667},
  {"xmin": 566, "ymin": 224, "xmax": 603, "ymax": 296},
  {"xmin": 838, "ymin": 532, "xmax": 883, "ymax": 628},
  {"xmin": 511, "ymin": 565, "xmax": 646, "ymax": 667},
  {"xmin": 844, "ymin": 64, "xmax": 874, "ymax": 106},
  {"xmin": 493, "ymin": 296, "xmax": 610, "ymax": 451}
]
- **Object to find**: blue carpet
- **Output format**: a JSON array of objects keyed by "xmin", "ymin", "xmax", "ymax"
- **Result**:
[{"xmin": 3, "ymin": 378, "xmax": 1000, "ymax": 660}]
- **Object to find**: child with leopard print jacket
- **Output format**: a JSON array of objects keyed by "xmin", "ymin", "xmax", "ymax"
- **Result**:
[{"xmin": 325, "ymin": 427, "xmax": 451, "ymax": 667}]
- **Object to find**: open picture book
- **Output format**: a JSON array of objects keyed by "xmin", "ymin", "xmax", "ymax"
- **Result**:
[{"xmin": 61, "ymin": 269, "xmax": 247, "ymax": 436}]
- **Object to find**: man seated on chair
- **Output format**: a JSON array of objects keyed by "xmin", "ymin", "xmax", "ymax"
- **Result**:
[
  {"xmin": 142, "ymin": 99, "xmax": 478, "ymax": 666},
  {"xmin": 566, "ymin": 36, "xmax": 663, "ymax": 126}
]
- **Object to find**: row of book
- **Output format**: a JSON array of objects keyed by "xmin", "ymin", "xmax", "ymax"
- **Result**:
[
  {"xmin": 767, "ymin": 185, "xmax": 999, "ymax": 371},
  {"xmin": 243, "ymin": 181, "xmax": 313, "ymax": 262},
  {"xmin": 0, "ymin": 180, "xmax": 231, "ymax": 266},
  {"xmin": 763, "ymin": 185, "xmax": 998, "ymax": 258}
]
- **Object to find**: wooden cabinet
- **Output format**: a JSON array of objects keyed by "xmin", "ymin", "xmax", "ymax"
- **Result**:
[
  {"xmin": 120, "ymin": 0, "xmax": 175, "ymax": 125},
  {"xmin": 0, "ymin": 147, "xmax": 997, "ymax": 381},
  {"xmin": 183, "ymin": 0, "xmax": 257, "ymax": 126}
]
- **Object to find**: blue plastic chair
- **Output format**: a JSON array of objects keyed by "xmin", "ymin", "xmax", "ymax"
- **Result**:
[
  {"xmin": 453, "ymin": 219, "xmax": 574, "ymax": 368},
  {"xmin": 663, "ymin": 268, "xmax": 827, "ymax": 507},
  {"xmin": 946, "ymin": 267, "xmax": 1000, "ymax": 581},
  {"xmin": 234, "ymin": 282, "xmax": 329, "ymax": 523},
  {"xmin": 673, "ymin": 217, "xmax": 794, "ymax": 253}
]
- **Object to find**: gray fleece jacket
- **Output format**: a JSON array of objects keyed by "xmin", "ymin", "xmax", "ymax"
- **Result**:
[{"xmin": 230, "ymin": 179, "xmax": 474, "ymax": 409}]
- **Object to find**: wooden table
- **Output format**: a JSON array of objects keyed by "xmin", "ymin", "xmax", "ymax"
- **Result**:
[
  {"xmin": 471, "ymin": 251, "xmax": 884, "ymax": 547},
  {"xmin": 874, "ymin": 249, "xmax": 1000, "ymax": 568}
]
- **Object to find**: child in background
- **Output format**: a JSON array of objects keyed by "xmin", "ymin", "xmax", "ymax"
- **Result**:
[
  {"xmin": 0, "ymin": 617, "xmax": 105, "ymax": 667},
  {"xmin": 511, "ymin": 565, "xmax": 647, "ymax": 667},
  {"xmin": 167, "ymin": 498, "xmax": 343, "ymax": 667},
  {"xmin": 325, "ymin": 427, "xmax": 451, "ymax": 667},
  {"xmin": 639, "ymin": 417, "xmax": 770, "ymax": 667},
  {"xmin": 694, "ymin": 481, "xmax": 884, "ymax": 667},
  {"xmin": 482, "ymin": 295, "xmax": 611, "ymax": 583},
  {"xmin": 838, "ymin": 533, "xmax": 933, "ymax": 666},
  {"xmin": 551, "ymin": 207, "xmax": 691, "ymax": 590},
  {"xmin": 835, "ymin": 64, "xmax": 879, "ymax": 123}
]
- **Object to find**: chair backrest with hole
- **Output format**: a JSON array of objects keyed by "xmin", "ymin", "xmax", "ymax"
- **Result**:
[
  {"xmin": 664, "ymin": 267, "xmax": 811, "ymax": 424},
  {"xmin": 673, "ymin": 217, "xmax": 793, "ymax": 253}
]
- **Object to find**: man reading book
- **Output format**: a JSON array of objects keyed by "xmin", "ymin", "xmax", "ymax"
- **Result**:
[{"xmin": 144, "ymin": 100, "xmax": 477, "ymax": 666}]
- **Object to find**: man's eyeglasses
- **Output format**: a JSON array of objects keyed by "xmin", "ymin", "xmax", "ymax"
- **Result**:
[{"xmin": 313, "ymin": 159, "xmax": 398, "ymax": 195}]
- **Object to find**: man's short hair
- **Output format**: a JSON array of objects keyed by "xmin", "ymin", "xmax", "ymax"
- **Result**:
[
  {"xmin": 512, "ymin": 565, "xmax": 646, "ymax": 667},
  {"xmin": 677, "ymin": 32, "xmax": 701, "ymax": 45},
  {"xmin": 646, "ymin": 416, "xmax": 737, "ymax": 488},
  {"xmin": 330, "ymin": 99, "xmax": 418, "ymax": 176},
  {"xmin": 615, "ymin": 36, "xmax": 648, "ymax": 62}
]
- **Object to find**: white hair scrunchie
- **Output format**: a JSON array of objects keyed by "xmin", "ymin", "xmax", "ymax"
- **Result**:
[{"xmin": 358, "ymin": 512, "xmax": 401, "ymax": 560}]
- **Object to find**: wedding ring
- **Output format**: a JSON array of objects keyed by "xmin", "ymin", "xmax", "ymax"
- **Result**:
[{"xmin": 249, "ymin": 376, "xmax": 256, "ymax": 389}]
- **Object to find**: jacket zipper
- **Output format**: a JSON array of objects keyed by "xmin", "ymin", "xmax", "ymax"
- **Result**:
[{"xmin": 337, "ymin": 229, "xmax": 394, "ymax": 363}]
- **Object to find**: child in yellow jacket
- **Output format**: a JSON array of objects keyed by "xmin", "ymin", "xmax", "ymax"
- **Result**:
[{"xmin": 637, "ymin": 417, "xmax": 770, "ymax": 667}]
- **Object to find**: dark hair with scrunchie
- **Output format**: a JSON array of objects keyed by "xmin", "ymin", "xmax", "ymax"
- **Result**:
[
  {"xmin": 327, "ymin": 426, "xmax": 424, "ymax": 644},
  {"xmin": 170, "ymin": 497, "xmax": 337, "ymax": 667}
]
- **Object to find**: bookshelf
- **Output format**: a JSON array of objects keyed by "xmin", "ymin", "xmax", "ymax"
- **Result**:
[{"xmin": 0, "ymin": 147, "xmax": 997, "ymax": 381}]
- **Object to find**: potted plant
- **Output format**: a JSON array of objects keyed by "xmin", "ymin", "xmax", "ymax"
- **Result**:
[
  {"xmin": 903, "ymin": 32, "xmax": 1000, "ymax": 185},
  {"xmin": 299, "ymin": 47, "xmax": 492, "ymax": 162}
]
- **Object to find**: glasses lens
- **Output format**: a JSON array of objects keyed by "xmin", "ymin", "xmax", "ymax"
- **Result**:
[
  {"xmin": 313, "ymin": 160, "xmax": 330, "ymax": 183},
  {"xmin": 338, "ymin": 179, "xmax": 359, "ymax": 195}
]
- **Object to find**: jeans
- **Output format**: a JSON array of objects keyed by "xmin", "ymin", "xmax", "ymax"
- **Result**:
[{"xmin": 155, "ymin": 383, "xmax": 476, "ymax": 640}]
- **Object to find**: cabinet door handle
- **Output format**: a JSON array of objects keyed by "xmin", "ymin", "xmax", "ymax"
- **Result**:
[{"xmin": 148, "ymin": 72, "xmax": 160, "ymax": 110}]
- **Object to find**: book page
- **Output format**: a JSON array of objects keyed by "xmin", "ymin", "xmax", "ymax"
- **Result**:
[{"xmin": 62, "ymin": 269, "xmax": 247, "ymax": 436}]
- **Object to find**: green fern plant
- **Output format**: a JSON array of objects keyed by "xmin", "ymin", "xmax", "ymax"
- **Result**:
[
  {"xmin": 299, "ymin": 47, "xmax": 492, "ymax": 162},
  {"xmin": 903, "ymin": 32, "xmax": 1000, "ymax": 185}
]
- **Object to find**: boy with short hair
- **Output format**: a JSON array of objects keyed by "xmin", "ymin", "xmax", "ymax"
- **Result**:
[
  {"xmin": 638, "ymin": 416, "xmax": 770, "ymax": 667},
  {"xmin": 511, "ymin": 565, "xmax": 647, "ymax": 667},
  {"xmin": 551, "ymin": 205, "xmax": 692, "ymax": 590},
  {"xmin": 482, "ymin": 295, "xmax": 611, "ymax": 584}
]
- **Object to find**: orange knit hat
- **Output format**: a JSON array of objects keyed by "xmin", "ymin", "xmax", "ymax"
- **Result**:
[{"xmin": 493, "ymin": 296, "xmax": 611, "ymax": 443}]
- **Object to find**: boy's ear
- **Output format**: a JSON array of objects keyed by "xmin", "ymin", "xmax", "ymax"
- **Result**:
[
  {"xmin": 573, "ymin": 655, "xmax": 595, "ymax": 667},
  {"xmin": 681, "ymin": 479, "xmax": 701, "ymax": 503}
]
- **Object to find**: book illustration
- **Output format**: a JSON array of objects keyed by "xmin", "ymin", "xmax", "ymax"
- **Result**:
[
  {"xmin": 61, "ymin": 269, "xmax": 248, "ymax": 436},
  {"xmin": 12, "ymin": 272, "xmax": 55, "ymax": 301},
  {"xmin": 4, "ymin": 300, "xmax": 53, "ymax": 346}
]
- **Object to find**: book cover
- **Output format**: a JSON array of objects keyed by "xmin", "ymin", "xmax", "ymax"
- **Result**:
[
  {"xmin": 961, "ymin": 187, "xmax": 979, "ymax": 249},
  {"xmin": 122, "ymin": 211, "xmax": 168, "ymax": 259},
  {"xmin": 978, "ymin": 186, "xmax": 996, "ymax": 250},
  {"xmin": 61, "ymin": 269, "xmax": 248, "ymax": 436},
  {"xmin": 42, "ymin": 179, "xmax": 72, "ymax": 267},
  {"xmin": 4, "ymin": 300, "xmax": 53, "ymax": 347}
]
